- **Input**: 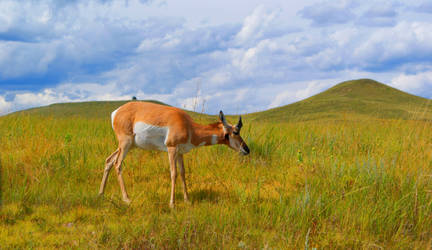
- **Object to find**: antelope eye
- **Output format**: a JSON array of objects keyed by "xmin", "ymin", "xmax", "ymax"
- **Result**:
[{"xmin": 233, "ymin": 131, "xmax": 239, "ymax": 135}]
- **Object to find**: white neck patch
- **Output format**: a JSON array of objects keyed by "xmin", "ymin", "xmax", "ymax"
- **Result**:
[{"xmin": 211, "ymin": 134, "xmax": 218, "ymax": 145}]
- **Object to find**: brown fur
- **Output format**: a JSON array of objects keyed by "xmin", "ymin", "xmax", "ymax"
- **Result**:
[{"xmin": 113, "ymin": 102, "xmax": 192, "ymax": 146}]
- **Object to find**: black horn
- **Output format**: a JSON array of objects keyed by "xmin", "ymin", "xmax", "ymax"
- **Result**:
[
  {"xmin": 219, "ymin": 110, "xmax": 229, "ymax": 128},
  {"xmin": 236, "ymin": 115, "xmax": 243, "ymax": 130}
]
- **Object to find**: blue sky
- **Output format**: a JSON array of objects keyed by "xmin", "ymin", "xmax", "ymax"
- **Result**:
[{"xmin": 1, "ymin": 0, "xmax": 432, "ymax": 115}]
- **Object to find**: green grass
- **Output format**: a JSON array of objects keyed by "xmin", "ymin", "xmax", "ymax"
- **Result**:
[
  {"xmin": 1, "ymin": 79, "xmax": 432, "ymax": 248},
  {"xmin": 2, "ymin": 114, "xmax": 432, "ymax": 248}
]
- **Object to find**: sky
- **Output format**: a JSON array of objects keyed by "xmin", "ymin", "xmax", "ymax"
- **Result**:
[{"xmin": 1, "ymin": 0, "xmax": 432, "ymax": 115}]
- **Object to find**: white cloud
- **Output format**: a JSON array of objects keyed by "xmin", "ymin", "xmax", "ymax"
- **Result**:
[
  {"xmin": 353, "ymin": 2, "xmax": 399, "ymax": 27},
  {"xmin": 0, "ymin": 41, "xmax": 58, "ymax": 78},
  {"xmin": 295, "ymin": 81, "xmax": 331, "ymax": 100},
  {"xmin": 0, "ymin": 96, "xmax": 12, "ymax": 115},
  {"xmin": 298, "ymin": 0, "xmax": 356, "ymax": 26},
  {"xmin": 269, "ymin": 80, "xmax": 334, "ymax": 109},
  {"xmin": 235, "ymin": 5, "xmax": 280, "ymax": 45},
  {"xmin": 408, "ymin": 0, "xmax": 432, "ymax": 14},
  {"xmin": 14, "ymin": 89, "xmax": 69, "ymax": 106},
  {"xmin": 208, "ymin": 72, "xmax": 232, "ymax": 86},
  {"xmin": 0, "ymin": 82, "xmax": 134, "ymax": 115},
  {"xmin": 352, "ymin": 22, "xmax": 432, "ymax": 69},
  {"xmin": 390, "ymin": 71, "xmax": 432, "ymax": 94},
  {"xmin": 230, "ymin": 47, "xmax": 258, "ymax": 74},
  {"xmin": 268, "ymin": 90, "xmax": 297, "ymax": 109}
]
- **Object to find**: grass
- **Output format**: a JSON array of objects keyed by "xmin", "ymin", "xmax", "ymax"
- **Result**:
[{"xmin": 1, "ymin": 110, "xmax": 432, "ymax": 248}]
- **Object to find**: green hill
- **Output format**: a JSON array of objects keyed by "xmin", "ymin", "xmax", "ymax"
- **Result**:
[
  {"xmin": 16, "ymin": 100, "xmax": 163, "ymax": 119},
  {"xmin": 13, "ymin": 99, "xmax": 214, "ymax": 123},
  {"xmin": 7, "ymin": 79, "xmax": 432, "ymax": 122},
  {"xmin": 246, "ymin": 79, "xmax": 432, "ymax": 122}
]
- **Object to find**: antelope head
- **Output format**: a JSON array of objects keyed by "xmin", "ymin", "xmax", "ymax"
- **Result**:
[{"xmin": 219, "ymin": 111, "xmax": 250, "ymax": 155}]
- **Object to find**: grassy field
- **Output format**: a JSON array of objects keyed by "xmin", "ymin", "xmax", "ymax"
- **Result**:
[
  {"xmin": 1, "ymin": 79, "xmax": 432, "ymax": 248},
  {"xmin": 1, "ymin": 112, "xmax": 432, "ymax": 248}
]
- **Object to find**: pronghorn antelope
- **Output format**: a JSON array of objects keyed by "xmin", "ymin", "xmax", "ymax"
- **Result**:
[{"xmin": 98, "ymin": 101, "xmax": 250, "ymax": 207}]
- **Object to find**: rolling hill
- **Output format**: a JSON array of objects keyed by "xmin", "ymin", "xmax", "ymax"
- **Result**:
[
  {"xmin": 8, "ymin": 79, "xmax": 432, "ymax": 122},
  {"xmin": 17, "ymin": 100, "xmax": 164, "ymax": 119},
  {"xmin": 14, "ymin": 99, "xmax": 215, "ymax": 123},
  {"xmin": 246, "ymin": 79, "xmax": 432, "ymax": 122}
]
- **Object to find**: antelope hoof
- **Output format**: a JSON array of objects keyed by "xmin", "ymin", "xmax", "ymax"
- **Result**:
[
  {"xmin": 184, "ymin": 197, "xmax": 191, "ymax": 205},
  {"xmin": 169, "ymin": 202, "xmax": 175, "ymax": 209},
  {"xmin": 123, "ymin": 197, "xmax": 131, "ymax": 205}
]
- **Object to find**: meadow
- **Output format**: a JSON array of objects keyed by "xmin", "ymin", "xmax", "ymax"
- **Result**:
[{"xmin": 1, "ymin": 107, "xmax": 432, "ymax": 248}]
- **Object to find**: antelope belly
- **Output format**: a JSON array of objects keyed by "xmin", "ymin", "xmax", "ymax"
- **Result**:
[
  {"xmin": 133, "ymin": 122, "xmax": 169, "ymax": 152},
  {"xmin": 177, "ymin": 141, "xmax": 206, "ymax": 154}
]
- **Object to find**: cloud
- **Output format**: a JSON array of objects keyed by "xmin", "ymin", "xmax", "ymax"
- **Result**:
[
  {"xmin": 13, "ymin": 89, "xmax": 67, "ymax": 107},
  {"xmin": 351, "ymin": 22, "xmax": 432, "ymax": 71},
  {"xmin": 298, "ymin": 1, "xmax": 356, "ymax": 26},
  {"xmin": 0, "ymin": 82, "xmax": 151, "ymax": 115},
  {"xmin": 269, "ymin": 80, "xmax": 334, "ymax": 109},
  {"xmin": 3, "ymin": 0, "xmax": 432, "ymax": 117},
  {"xmin": 234, "ymin": 5, "xmax": 281, "ymax": 45},
  {"xmin": 299, "ymin": 1, "xmax": 403, "ymax": 27},
  {"xmin": 0, "ymin": 0, "xmax": 181, "ymax": 90},
  {"xmin": 277, "ymin": 20, "xmax": 432, "ymax": 73},
  {"xmin": 0, "ymin": 88, "xmax": 72, "ymax": 115},
  {"xmin": 0, "ymin": 96, "xmax": 12, "ymax": 114},
  {"xmin": 408, "ymin": 1, "xmax": 432, "ymax": 14},
  {"xmin": 0, "ymin": 1, "xmax": 57, "ymax": 43},
  {"xmin": 136, "ymin": 22, "xmax": 238, "ymax": 55},
  {"xmin": 355, "ymin": 3, "xmax": 398, "ymax": 27},
  {"xmin": 390, "ymin": 71, "xmax": 432, "ymax": 96},
  {"xmin": 0, "ymin": 41, "xmax": 58, "ymax": 78}
]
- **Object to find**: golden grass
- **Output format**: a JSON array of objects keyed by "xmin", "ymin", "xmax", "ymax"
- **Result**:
[{"xmin": 1, "ymin": 114, "xmax": 432, "ymax": 248}]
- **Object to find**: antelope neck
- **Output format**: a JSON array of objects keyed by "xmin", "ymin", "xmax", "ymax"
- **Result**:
[{"xmin": 190, "ymin": 122, "xmax": 224, "ymax": 146}]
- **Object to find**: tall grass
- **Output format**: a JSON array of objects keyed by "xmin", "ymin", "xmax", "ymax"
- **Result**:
[{"xmin": 1, "ymin": 114, "xmax": 432, "ymax": 248}]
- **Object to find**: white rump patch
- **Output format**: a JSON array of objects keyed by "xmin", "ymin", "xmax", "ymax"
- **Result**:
[
  {"xmin": 133, "ymin": 122, "xmax": 169, "ymax": 152},
  {"xmin": 111, "ymin": 108, "xmax": 119, "ymax": 129}
]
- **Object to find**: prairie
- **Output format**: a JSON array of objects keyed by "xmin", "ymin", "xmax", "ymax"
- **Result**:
[{"xmin": 1, "ymin": 79, "xmax": 432, "ymax": 248}]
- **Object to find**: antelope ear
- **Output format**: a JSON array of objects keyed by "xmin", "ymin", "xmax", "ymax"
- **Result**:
[
  {"xmin": 236, "ymin": 115, "xmax": 243, "ymax": 130},
  {"xmin": 219, "ymin": 110, "xmax": 229, "ymax": 128}
]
